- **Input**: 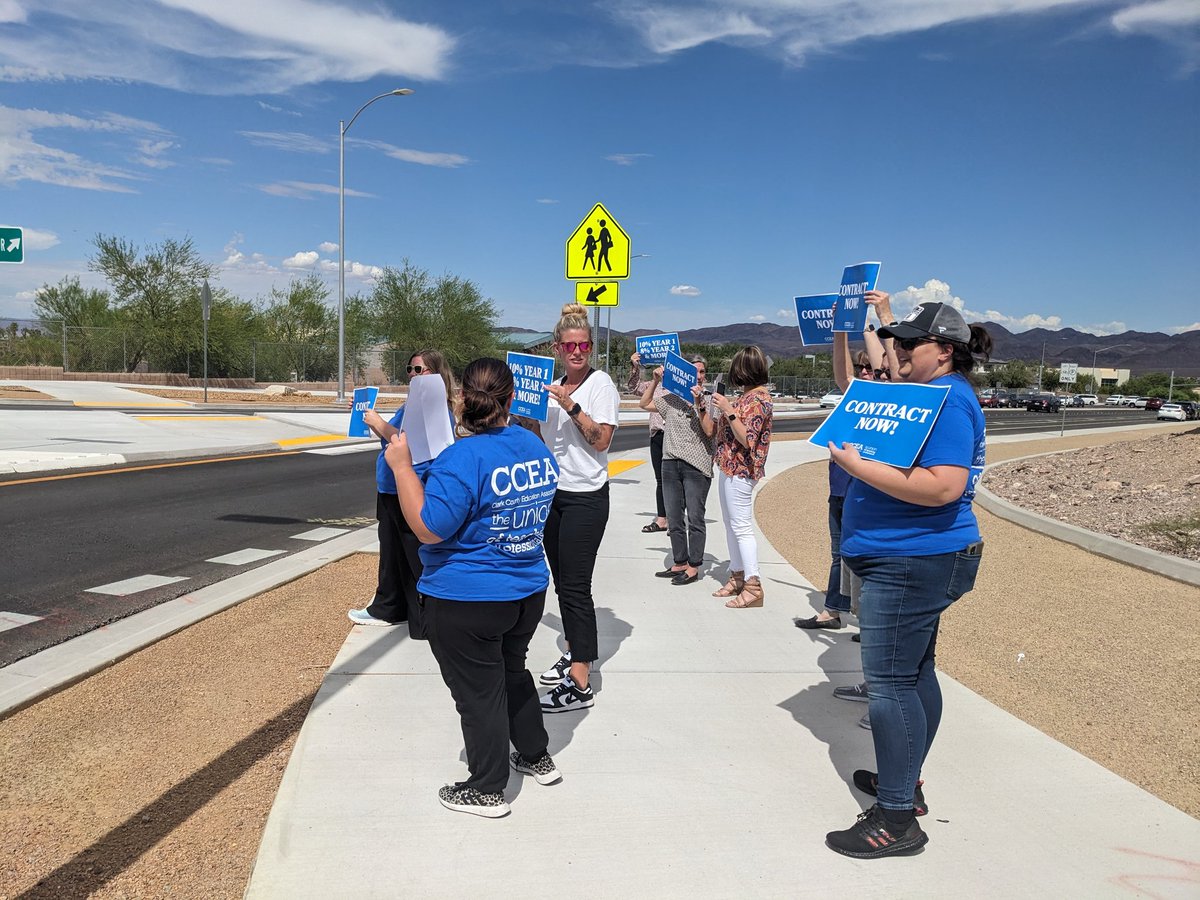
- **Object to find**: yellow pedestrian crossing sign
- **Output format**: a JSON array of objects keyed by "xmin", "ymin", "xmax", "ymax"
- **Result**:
[
  {"xmin": 576, "ymin": 281, "xmax": 619, "ymax": 307},
  {"xmin": 566, "ymin": 203, "xmax": 629, "ymax": 280}
]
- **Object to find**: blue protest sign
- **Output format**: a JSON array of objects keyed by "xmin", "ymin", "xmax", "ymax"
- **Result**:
[
  {"xmin": 348, "ymin": 386, "xmax": 379, "ymax": 437},
  {"xmin": 506, "ymin": 351, "xmax": 556, "ymax": 422},
  {"xmin": 795, "ymin": 294, "xmax": 838, "ymax": 346},
  {"xmin": 808, "ymin": 379, "xmax": 951, "ymax": 468},
  {"xmin": 661, "ymin": 351, "xmax": 698, "ymax": 402},
  {"xmin": 636, "ymin": 332, "xmax": 680, "ymax": 365},
  {"xmin": 832, "ymin": 261, "xmax": 882, "ymax": 333}
]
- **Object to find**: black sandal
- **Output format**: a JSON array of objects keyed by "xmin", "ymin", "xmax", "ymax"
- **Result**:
[{"xmin": 641, "ymin": 522, "xmax": 667, "ymax": 533}]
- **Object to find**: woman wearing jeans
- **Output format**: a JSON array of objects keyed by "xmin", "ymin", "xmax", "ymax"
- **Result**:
[
  {"xmin": 528, "ymin": 303, "xmax": 620, "ymax": 713},
  {"xmin": 385, "ymin": 357, "xmax": 561, "ymax": 818},
  {"xmin": 709, "ymin": 346, "xmax": 773, "ymax": 608},
  {"xmin": 825, "ymin": 299, "xmax": 991, "ymax": 858},
  {"xmin": 639, "ymin": 355, "xmax": 715, "ymax": 585}
]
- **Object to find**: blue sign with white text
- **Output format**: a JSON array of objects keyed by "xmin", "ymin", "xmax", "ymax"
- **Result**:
[
  {"xmin": 808, "ymin": 379, "xmax": 951, "ymax": 468},
  {"xmin": 795, "ymin": 294, "xmax": 838, "ymax": 346},
  {"xmin": 832, "ymin": 261, "xmax": 882, "ymax": 333},
  {"xmin": 661, "ymin": 351, "xmax": 698, "ymax": 402},
  {"xmin": 636, "ymin": 332, "xmax": 680, "ymax": 365},
  {"xmin": 506, "ymin": 351, "xmax": 556, "ymax": 422},
  {"xmin": 348, "ymin": 386, "xmax": 379, "ymax": 437}
]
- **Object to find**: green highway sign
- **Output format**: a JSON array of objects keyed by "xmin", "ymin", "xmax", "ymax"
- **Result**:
[{"xmin": 0, "ymin": 227, "xmax": 23, "ymax": 264}]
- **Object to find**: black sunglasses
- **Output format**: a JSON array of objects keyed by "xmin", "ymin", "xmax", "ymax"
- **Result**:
[
  {"xmin": 896, "ymin": 337, "xmax": 940, "ymax": 352},
  {"xmin": 406, "ymin": 364, "xmax": 426, "ymax": 374}
]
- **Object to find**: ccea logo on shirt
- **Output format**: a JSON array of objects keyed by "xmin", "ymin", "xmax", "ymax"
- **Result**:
[{"xmin": 490, "ymin": 458, "xmax": 559, "ymax": 497}]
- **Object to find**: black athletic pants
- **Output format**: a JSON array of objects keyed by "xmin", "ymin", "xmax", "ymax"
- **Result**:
[
  {"xmin": 426, "ymin": 591, "xmax": 549, "ymax": 794},
  {"xmin": 544, "ymin": 484, "xmax": 609, "ymax": 663},
  {"xmin": 649, "ymin": 430, "xmax": 666, "ymax": 519},
  {"xmin": 367, "ymin": 492, "xmax": 428, "ymax": 638}
]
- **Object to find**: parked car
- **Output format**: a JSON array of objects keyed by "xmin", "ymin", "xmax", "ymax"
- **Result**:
[
  {"xmin": 1144, "ymin": 397, "xmax": 1165, "ymax": 411},
  {"xmin": 1177, "ymin": 401, "xmax": 1199, "ymax": 420},
  {"xmin": 1026, "ymin": 392, "xmax": 1062, "ymax": 413},
  {"xmin": 1157, "ymin": 403, "xmax": 1186, "ymax": 421},
  {"xmin": 1130, "ymin": 396, "xmax": 1149, "ymax": 409},
  {"xmin": 1065, "ymin": 395, "xmax": 1085, "ymax": 407},
  {"xmin": 1077, "ymin": 394, "xmax": 1099, "ymax": 406},
  {"xmin": 980, "ymin": 390, "xmax": 1012, "ymax": 409},
  {"xmin": 1122, "ymin": 396, "xmax": 1140, "ymax": 407},
  {"xmin": 1012, "ymin": 390, "xmax": 1035, "ymax": 407},
  {"xmin": 819, "ymin": 390, "xmax": 844, "ymax": 409},
  {"xmin": 1105, "ymin": 394, "xmax": 1125, "ymax": 406}
]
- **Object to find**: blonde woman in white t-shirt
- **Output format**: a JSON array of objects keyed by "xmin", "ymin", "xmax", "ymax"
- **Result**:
[{"xmin": 522, "ymin": 303, "xmax": 620, "ymax": 714}]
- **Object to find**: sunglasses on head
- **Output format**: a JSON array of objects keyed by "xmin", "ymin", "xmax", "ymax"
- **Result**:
[
  {"xmin": 559, "ymin": 341, "xmax": 592, "ymax": 353},
  {"xmin": 406, "ymin": 364, "xmax": 426, "ymax": 374},
  {"xmin": 896, "ymin": 337, "xmax": 940, "ymax": 352}
]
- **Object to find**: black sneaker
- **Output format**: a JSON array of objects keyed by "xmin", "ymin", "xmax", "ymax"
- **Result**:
[
  {"xmin": 437, "ymin": 783, "xmax": 510, "ymax": 818},
  {"xmin": 540, "ymin": 677, "xmax": 594, "ymax": 713},
  {"xmin": 539, "ymin": 652, "xmax": 572, "ymax": 685},
  {"xmin": 852, "ymin": 769, "xmax": 928, "ymax": 816},
  {"xmin": 825, "ymin": 805, "xmax": 928, "ymax": 858},
  {"xmin": 509, "ymin": 751, "xmax": 562, "ymax": 785}
]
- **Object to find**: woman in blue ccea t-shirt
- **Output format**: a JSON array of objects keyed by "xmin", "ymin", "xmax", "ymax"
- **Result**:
[
  {"xmin": 824, "ymin": 298, "xmax": 992, "ymax": 859},
  {"xmin": 385, "ymin": 357, "xmax": 562, "ymax": 819},
  {"xmin": 348, "ymin": 349, "xmax": 454, "ymax": 635}
]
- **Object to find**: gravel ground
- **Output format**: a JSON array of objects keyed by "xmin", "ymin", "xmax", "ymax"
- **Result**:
[
  {"xmin": 1, "ymin": 425, "xmax": 1195, "ymax": 900},
  {"xmin": 985, "ymin": 427, "xmax": 1200, "ymax": 560}
]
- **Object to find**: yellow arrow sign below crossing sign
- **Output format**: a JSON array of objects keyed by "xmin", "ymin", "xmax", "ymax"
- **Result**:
[
  {"xmin": 575, "ymin": 281, "xmax": 619, "ymax": 307},
  {"xmin": 565, "ymin": 203, "xmax": 629, "ymax": 280}
]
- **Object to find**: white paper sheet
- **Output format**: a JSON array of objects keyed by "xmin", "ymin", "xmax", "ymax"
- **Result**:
[{"xmin": 398, "ymin": 374, "xmax": 455, "ymax": 464}]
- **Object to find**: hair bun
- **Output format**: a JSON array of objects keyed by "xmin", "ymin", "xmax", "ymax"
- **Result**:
[{"xmin": 561, "ymin": 302, "xmax": 588, "ymax": 317}]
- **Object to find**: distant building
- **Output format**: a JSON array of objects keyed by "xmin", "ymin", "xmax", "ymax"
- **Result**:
[{"xmin": 499, "ymin": 331, "xmax": 555, "ymax": 355}]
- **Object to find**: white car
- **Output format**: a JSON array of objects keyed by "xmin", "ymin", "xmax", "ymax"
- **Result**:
[
  {"xmin": 819, "ymin": 390, "xmax": 844, "ymax": 409},
  {"xmin": 1129, "ymin": 397, "xmax": 1148, "ymax": 408},
  {"xmin": 1105, "ymin": 394, "xmax": 1125, "ymax": 406},
  {"xmin": 1078, "ymin": 394, "xmax": 1099, "ymax": 406},
  {"xmin": 1157, "ymin": 403, "xmax": 1186, "ymax": 421}
]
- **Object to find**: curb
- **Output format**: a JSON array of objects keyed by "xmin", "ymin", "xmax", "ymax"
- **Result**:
[
  {"xmin": 0, "ymin": 527, "xmax": 379, "ymax": 720},
  {"xmin": 977, "ymin": 453, "xmax": 1200, "ymax": 589}
]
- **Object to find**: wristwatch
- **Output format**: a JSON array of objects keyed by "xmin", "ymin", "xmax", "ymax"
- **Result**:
[
  {"xmin": 727, "ymin": 413, "xmax": 737, "ymax": 422},
  {"xmin": 567, "ymin": 402, "xmax": 583, "ymax": 417}
]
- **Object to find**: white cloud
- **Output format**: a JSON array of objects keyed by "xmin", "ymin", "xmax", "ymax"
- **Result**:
[
  {"xmin": 606, "ymin": 153, "xmax": 652, "ymax": 166},
  {"xmin": 240, "ymin": 131, "xmax": 330, "ymax": 154},
  {"xmin": 256, "ymin": 100, "xmax": 301, "ymax": 117},
  {"xmin": 353, "ymin": 138, "xmax": 469, "ymax": 169},
  {"xmin": 1111, "ymin": 1, "xmax": 1200, "ymax": 68},
  {"xmin": 617, "ymin": 2, "xmax": 1191, "ymax": 65},
  {"xmin": 258, "ymin": 181, "xmax": 373, "ymax": 199},
  {"xmin": 15, "ymin": 289, "xmax": 36, "ymax": 302},
  {"xmin": 0, "ymin": 2, "xmax": 454, "ymax": 95},
  {"xmin": 1169, "ymin": 322, "xmax": 1200, "ymax": 334},
  {"xmin": 1079, "ymin": 320, "xmax": 1129, "ymax": 336},
  {"xmin": 748, "ymin": 314, "xmax": 767, "ymax": 322},
  {"xmin": 536, "ymin": 198, "xmax": 559, "ymax": 205},
  {"xmin": 318, "ymin": 241, "xmax": 338, "ymax": 253},
  {"xmin": 892, "ymin": 278, "xmax": 1067, "ymax": 332},
  {"xmin": 282, "ymin": 250, "xmax": 320, "ymax": 269},
  {"xmin": 318, "ymin": 258, "xmax": 383, "ymax": 280},
  {"xmin": 0, "ymin": 225, "xmax": 60, "ymax": 251},
  {"xmin": 134, "ymin": 138, "xmax": 176, "ymax": 169},
  {"xmin": 670, "ymin": 284, "xmax": 702, "ymax": 296},
  {"xmin": 0, "ymin": 104, "xmax": 168, "ymax": 192},
  {"xmin": 776, "ymin": 308, "xmax": 794, "ymax": 320}
]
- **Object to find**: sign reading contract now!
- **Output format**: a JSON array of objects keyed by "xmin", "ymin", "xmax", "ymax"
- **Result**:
[{"xmin": 809, "ymin": 379, "xmax": 951, "ymax": 468}]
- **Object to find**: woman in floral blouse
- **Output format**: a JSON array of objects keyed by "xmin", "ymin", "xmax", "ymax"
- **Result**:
[{"xmin": 707, "ymin": 345, "xmax": 773, "ymax": 608}]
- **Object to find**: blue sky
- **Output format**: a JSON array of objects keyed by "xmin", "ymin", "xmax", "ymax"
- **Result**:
[{"xmin": 2, "ymin": 1, "xmax": 1198, "ymax": 337}]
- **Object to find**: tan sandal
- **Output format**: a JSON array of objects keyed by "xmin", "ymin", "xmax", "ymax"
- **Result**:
[
  {"xmin": 712, "ymin": 570, "xmax": 745, "ymax": 598},
  {"xmin": 725, "ymin": 576, "xmax": 763, "ymax": 608}
]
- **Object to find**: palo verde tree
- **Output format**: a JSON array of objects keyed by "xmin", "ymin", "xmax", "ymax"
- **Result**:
[{"xmin": 89, "ymin": 234, "xmax": 215, "ymax": 372}]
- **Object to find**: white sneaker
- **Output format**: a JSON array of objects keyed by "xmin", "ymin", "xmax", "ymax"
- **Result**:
[
  {"xmin": 540, "ymin": 676, "xmax": 594, "ymax": 713},
  {"xmin": 539, "ymin": 652, "xmax": 572, "ymax": 685},
  {"xmin": 348, "ymin": 607, "xmax": 402, "ymax": 626}
]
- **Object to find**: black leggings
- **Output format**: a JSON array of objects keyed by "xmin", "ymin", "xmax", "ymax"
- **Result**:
[
  {"xmin": 544, "ymin": 484, "xmax": 609, "ymax": 662},
  {"xmin": 426, "ymin": 592, "xmax": 549, "ymax": 794},
  {"xmin": 649, "ymin": 430, "xmax": 666, "ymax": 519},
  {"xmin": 368, "ymin": 492, "xmax": 427, "ymax": 637}
]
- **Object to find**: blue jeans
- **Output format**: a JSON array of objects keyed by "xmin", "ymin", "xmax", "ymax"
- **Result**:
[
  {"xmin": 824, "ymin": 496, "xmax": 850, "ymax": 614},
  {"xmin": 845, "ymin": 549, "xmax": 982, "ymax": 810}
]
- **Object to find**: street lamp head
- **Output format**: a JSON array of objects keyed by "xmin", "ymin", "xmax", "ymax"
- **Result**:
[{"xmin": 391, "ymin": 88, "xmax": 414, "ymax": 96}]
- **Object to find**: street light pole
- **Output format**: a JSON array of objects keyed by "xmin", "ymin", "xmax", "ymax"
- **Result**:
[
  {"xmin": 1091, "ymin": 343, "xmax": 1132, "ymax": 394},
  {"xmin": 339, "ymin": 88, "xmax": 413, "ymax": 402}
]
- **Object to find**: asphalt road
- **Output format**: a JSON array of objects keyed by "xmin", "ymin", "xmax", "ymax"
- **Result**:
[{"xmin": 0, "ymin": 407, "xmax": 1161, "ymax": 666}]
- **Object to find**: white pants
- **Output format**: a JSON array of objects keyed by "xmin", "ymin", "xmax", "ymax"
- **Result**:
[{"xmin": 717, "ymin": 471, "xmax": 760, "ymax": 578}]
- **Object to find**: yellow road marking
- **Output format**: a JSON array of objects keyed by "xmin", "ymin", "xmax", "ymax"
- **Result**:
[
  {"xmin": 74, "ymin": 401, "xmax": 191, "ymax": 408},
  {"xmin": 608, "ymin": 459, "xmax": 644, "ymax": 476},
  {"xmin": 134, "ymin": 415, "xmax": 266, "ymax": 421},
  {"xmin": 0, "ymin": 450, "xmax": 303, "ymax": 487},
  {"xmin": 275, "ymin": 434, "xmax": 348, "ymax": 448}
]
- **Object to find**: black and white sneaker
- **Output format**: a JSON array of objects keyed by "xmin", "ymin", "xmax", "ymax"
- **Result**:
[
  {"xmin": 539, "ymin": 652, "xmax": 572, "ymax": 685},
  {"xmin": 540, "ymin": 677, "xmax": 594, "ymax": 713},
  {"xmin": 437, "ymin": 783, "xmax": 510, "ymax": 818},
  {"xmin": 509, "ymin": 751, "xmax": 562, "ymax": 785}
]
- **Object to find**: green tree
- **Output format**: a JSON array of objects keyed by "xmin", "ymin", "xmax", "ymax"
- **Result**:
[
  {"xmin": 89, "ymin": 234, "xmax": 216, "ymax": 372},
  {"xmin": 253, "ymin": 275, "xmax": 338, "ymax": 381},
  {"xmin": 1121, "ymin": 371, "xmax": 1196, "ymax": 400},
  {"xmin": 369, "ymin": 261, "xmax": 502, "ymax": 368},
  {"xmin": 993, "ymin": 360, "xmax": 1034, "ymax": 389},
  {"xmin": 32, "ymin": 276, "xmax": 117, "ymax": 371}
]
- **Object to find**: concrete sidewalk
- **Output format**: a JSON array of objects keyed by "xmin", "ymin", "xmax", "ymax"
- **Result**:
[{"xmin": 245, "ymin": 438, "xmax": 1200, "ymax": 899}]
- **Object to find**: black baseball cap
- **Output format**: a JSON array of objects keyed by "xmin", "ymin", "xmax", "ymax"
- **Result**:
[{"xmin": 878, "ymin": 302, "xmax": 970, "ymax": 344}]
